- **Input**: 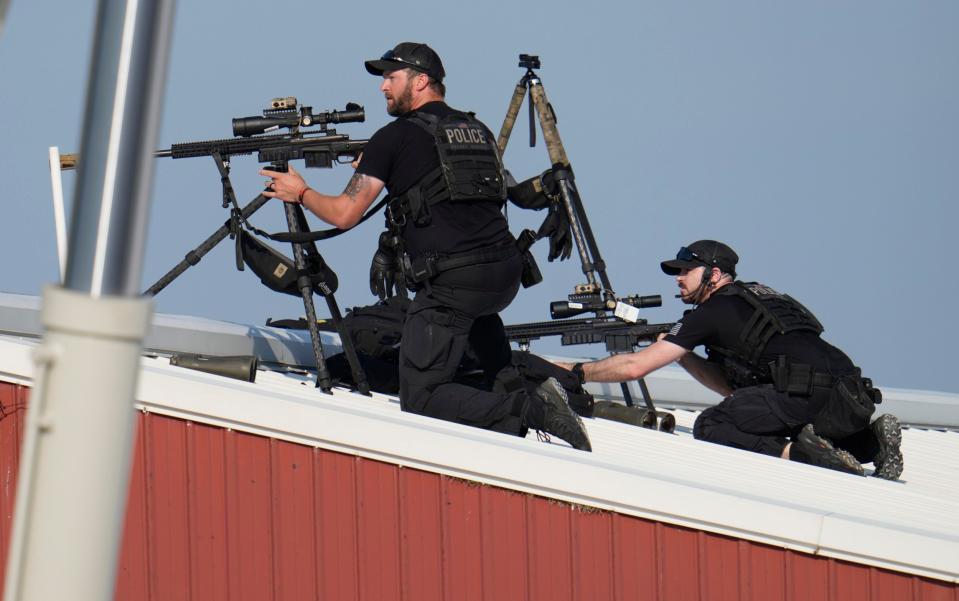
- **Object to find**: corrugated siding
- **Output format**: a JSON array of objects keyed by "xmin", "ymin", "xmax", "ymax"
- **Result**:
[
  {"xmin": 1, "ymin": 381, "xmax": 957, "ymax": 601},
  {"xmin": 0, "ymin": 381, "xmax": 27, "ymax": 595}
]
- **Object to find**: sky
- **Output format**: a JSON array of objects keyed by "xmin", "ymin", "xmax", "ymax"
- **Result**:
[{"xmin": 1, "ymin": 1, "xmax": 957, "ymax": 393}]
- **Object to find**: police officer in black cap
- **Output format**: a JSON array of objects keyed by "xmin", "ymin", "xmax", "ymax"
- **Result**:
[
  {"xmin": 558, "ymin": 240, "xmax": 903, "ymax": 477},
  {"xmin": 261, "ymin": 42, "xmax": 590, "ymax": 451}
]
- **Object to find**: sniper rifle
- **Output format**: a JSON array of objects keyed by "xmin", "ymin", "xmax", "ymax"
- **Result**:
[
  {"xmin": 505, "ymin": 304, "xmax": 677, "ymax": 433},
  {"xmin": 155, "ymin": 98, "xmax": 366, "ymax": 167},
  {"xmin": 145, "ymin": 97, "xmax": 370, "ymax": 395},
  {"xmin": 505, "ymin": 315, "xmax": 674, "ymax": 355},
  {"xmin": 520, "ymin": 292, "xmax": 670, "ymax": 352}
]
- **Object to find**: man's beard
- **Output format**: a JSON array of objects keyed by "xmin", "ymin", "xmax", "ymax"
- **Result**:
[
  {"xmin": 679, "ymin": 272, "xmax": 710, "ymax": 305},
  {"xmin": 387, "ymin": 80, "xmax": 414, "ymax": 116}
]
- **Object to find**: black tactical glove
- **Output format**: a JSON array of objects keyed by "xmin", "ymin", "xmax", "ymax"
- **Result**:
[
  {"xmin": 538, "ymin": 168, "xmax": 559, "ymax": 197},
  {"xmin": 536, "ymin": 201, "xmax": 573, "ymax": 262},
  {"xmin": 369, "ymin": 231, "xmax": 399, "ymax": 299}
]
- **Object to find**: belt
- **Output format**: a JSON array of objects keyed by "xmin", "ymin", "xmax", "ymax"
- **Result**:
[
  {"xmin": 768, "ymin": 356, "xmax": 837, "ymax": 396},
  {"xmin": 403, "ymin": 243, "xmax": 519, "ymax": 284}
]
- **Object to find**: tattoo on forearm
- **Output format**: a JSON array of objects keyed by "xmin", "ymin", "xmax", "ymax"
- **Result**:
[{"xmin": 343, "ymin": 173, "xmax": 367, "ymax": 202}]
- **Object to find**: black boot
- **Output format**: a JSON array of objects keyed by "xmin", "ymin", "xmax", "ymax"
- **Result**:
[
  {"xmin": 531, "ymin": 378, "xmax": 592, "ymax": 452},
  {"xmin": 789, "ymin": 424, "xmax": 864, "ymax": 476}
]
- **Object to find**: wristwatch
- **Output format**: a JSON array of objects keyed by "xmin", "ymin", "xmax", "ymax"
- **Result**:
[{"xmin": 571, "ymin": 362, "xmax": 585, "ymax": 384}]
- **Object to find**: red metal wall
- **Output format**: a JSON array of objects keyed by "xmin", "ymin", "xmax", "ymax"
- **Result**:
[{"xmin": 2, "ymin": 380, "xmax": 957, "ymax": 601}]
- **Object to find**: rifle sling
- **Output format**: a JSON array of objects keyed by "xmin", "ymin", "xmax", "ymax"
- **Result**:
[{"xmin": 265, "ymin": 195, "xmax": 391, "ymax": 244}]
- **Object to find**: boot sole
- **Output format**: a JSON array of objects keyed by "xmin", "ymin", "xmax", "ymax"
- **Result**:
[
  {"xmin": 540, "ymin": 378, "xmax": 592, "ymax": 451},
  {"xmin": 872, "ymin": 415, "xmax": 903, "ymax": 480},
  {"xmin": 829, "ymin": 448, "xmax": 866, "ymax": 476},
  {"xmin": 796, "ymin": 425, "xmax": 865, "ymax": 476}
]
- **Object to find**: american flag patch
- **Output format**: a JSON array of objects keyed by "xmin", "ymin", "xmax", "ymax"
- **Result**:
[{"xmin": 668, "ymin": 322, "xmax": 682, "ymax": 336}]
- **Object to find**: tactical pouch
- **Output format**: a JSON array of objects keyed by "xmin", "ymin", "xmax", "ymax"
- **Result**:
[
  {"xmin": 239, "ymin": 230, "xmax": 338, "ymax": 297},
  {"xmin": 864, "ymin": 378, "xmax": 883, "ymax": 405},
  {"xmin": 812, "ymin": 369, "xmax": 876, "ymax": 439},
  {"xmin": 517, "ymin": 229, "xmax": 543, "ymax": 288},
  {"xmin": 404, "ymin": 309, "xmax": 455, "ymax": 371},
  {"xmin": 768, "ymin": 356, "xmax": 814, "ymax": 395},
  {"xmin": 507, "ymin": 173, "xmax": 551, "ymax": 210},
  {"xmin": 405, "ymin": 186, "xmax": 432, "ymax": 226},
  {"xmin": 402, "ymin": 254, "xmax": 440, "ymax": 284},
  {"xmin": 520, "ymin": 250, "xmax": 543, "ymax": 288}
]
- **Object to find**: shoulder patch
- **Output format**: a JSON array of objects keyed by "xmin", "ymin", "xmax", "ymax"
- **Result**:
[{"xmin": 668, "ymin": 322, "xmax": 683, "ymax": 336}]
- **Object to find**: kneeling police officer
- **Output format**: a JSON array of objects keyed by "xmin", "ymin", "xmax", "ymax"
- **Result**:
[
  {"xmin": 558, "ymin": 240, "xmax": 903, "ymax": 476},
  {"xmin": 262, "ymin": 42, "xmax": 590, "ymax": 451}
]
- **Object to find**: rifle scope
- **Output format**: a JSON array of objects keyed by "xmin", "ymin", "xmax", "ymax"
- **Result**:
[
  {"xmin": 550, "ymin": 294, "xmax": 661, "ymax": 320},
  {"xmin": 233, "ymin": 101, "xmax": 365, "ymax": 138}
]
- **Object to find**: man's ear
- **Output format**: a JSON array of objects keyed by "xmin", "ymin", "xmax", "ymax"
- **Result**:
[{"xmin": 413, "ymin": 72, "xmax": 430, "ymax": 92}]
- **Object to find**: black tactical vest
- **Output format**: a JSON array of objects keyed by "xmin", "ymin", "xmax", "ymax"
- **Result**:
[
  {"xmin": 389, "ymin": 110, "xmax": 506, "ymax": 227},
  {"xmin": 708, "ymin": 281, "xmax": 824, "ymax": 387}
]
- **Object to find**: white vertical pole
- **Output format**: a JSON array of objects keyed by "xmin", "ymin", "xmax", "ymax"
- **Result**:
[
  {"xmin": 2, "ymin": 0, "xmax": 176, "ymax": 599},
  {"xmin": 48, "ymin": 146, "xmax": 69, "ymax": 282},
  {"xmin": 0, "ymin": 0, "xmax": 10, "ymax": 39}
]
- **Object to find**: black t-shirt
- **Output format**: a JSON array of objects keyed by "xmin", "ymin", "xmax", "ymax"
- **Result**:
[
  {"xmin": 355, "ymin": 101, "xmax": 513, "ymax": 258},
  {"xmin": 664, "ymin": 288, "xmax": 854, "ymax": 375}
]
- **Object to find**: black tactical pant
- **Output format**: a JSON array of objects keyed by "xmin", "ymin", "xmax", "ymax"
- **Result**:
[
  {"xmin": 693, "ymin": 385, "xmax": 878, "ymax": 460},
  {"xmin": 399, "ymin": 253, "xmax": 527, "ymax": 435}
]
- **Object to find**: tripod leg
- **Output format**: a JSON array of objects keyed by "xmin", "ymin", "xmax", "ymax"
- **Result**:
[
  {"xmin": 526, "ymin": 82, "xmax": 598, "ymax": 290},
  {"xmin": 288, "ymin": 204, "xmax": 370, "ymax": 395},
  {"xmin": 283, "ymin": 202, "xmax": 334, "ymax": 392},
  {"xmin": 637, "ymin": 378, "xmax": 656, "ymax": 412},
  {"xmin": 527, "ymin": 81, "xmax": 570, "ymax": 165},
  {"xmin": 319, "ymin": 291, "xmax": 370, "ymax": 396},
  {"xmin": 144, "ymin": 193, "xmax": 271, "ymax": 296},
  {"xmin": 566, "ymin": 179, "xmax": 615, "ymax": 292},
  {"xmin": 527, "ymin": 77, "xmax": 618, "ymax": 295},
  {"xmin": 555, "ymin": 179, "xmax": 597, "ymax": 287},
  {"xmin": 620, "ymin": 381, "xmax": 634, "ymax": 408},
  {"xmin": 496, "ymin": 81, "xmax": 529, "ymax": 156}
]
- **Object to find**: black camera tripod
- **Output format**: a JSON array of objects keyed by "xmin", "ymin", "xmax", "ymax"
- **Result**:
[
  {"xmin": 498, "ymin": 54, "xmax": 670, "ymax": 430},
  {"xmin": 144, "ymin": 152, "xmax": 369, "ymax": 395}
]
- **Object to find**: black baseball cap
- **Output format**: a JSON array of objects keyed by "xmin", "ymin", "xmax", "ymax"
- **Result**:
[
  {"xmin": 365, "ymin": 42, "xmax": 445, "ymax": 81},
  {"xmin": 661, "ymin": 240, "xmax": 739, "ymax": 276}
]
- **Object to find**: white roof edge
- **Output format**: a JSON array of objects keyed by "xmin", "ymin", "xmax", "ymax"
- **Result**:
[
  {"xmin": 0, "ymin": 291, "xmax": 339, "ymax": 367},
  {"xmin": 3, "ymin": 291, "xmax": 958, "ymax": 428},
  {"xmin": 2, "ymin": 336, "xmax": 956, "ymax": 582}
]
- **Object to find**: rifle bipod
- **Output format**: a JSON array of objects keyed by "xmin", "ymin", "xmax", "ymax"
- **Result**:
[
  {"xmin": 497, "ymin": 53, "xmax": 667, "ymax": 423},
  {"xmin": 143, "ymin": 154, "xmax": 370, "ymax": 395}
]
